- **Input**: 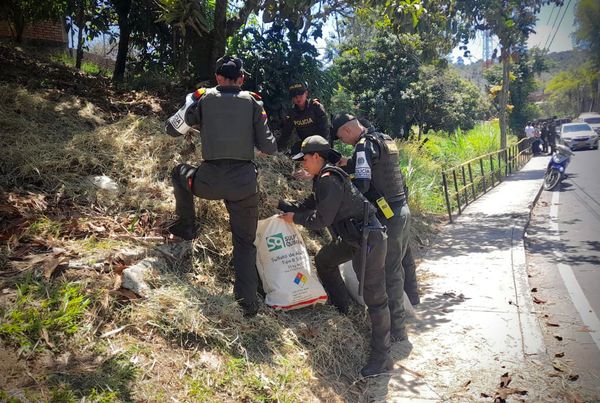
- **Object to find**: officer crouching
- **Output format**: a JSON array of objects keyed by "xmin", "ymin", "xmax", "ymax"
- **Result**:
[
  {"xmin": 277, "ymin": 135, "xmax": 393, "ymax": 377},
  {"xmin": 165, "ymin": 55, "xmax": 277, "ymax": 317}
]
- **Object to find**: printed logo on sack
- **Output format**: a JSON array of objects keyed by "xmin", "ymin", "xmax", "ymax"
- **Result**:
[
  {"xmin": 266, "ymin": 232, "xmax": 302, "ymax": 252},
  {"xmin": 294, "ymin": 272, "xmax": 307, "ymax": 286},
  {"xmin": 266, "ymin": 233, "xmax": 285, "ymax": 251}
]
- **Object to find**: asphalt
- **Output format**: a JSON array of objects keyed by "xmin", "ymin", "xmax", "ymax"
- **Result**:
[{"xmin": 363, "ymin": 155, "xmax": 563, "ymax": 402}]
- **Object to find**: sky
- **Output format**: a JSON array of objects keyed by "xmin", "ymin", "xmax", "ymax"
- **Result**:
[{"xmin": 451, "ymin": 1, "xmax": 577, "ymax": 63}]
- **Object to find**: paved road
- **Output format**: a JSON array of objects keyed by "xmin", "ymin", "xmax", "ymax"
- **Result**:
[{"xmin": 526, "ymin": 148, "xmax": 600, "ymax": 399}]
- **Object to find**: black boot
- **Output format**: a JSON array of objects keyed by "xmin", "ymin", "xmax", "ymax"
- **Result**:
[
  {"xmin": 167, "ymin": 220, "xmax": 198, "ymax": 241},
  {"xmin": 360, "ymin": 308, "xmax": 392, "ymax": 377},
  {"xmin": 390, "ymin": 326, "xmax": 408, "ymax": 343}
]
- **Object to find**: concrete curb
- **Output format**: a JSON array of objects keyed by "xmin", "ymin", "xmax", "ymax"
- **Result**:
[{"xmin": 512, "ymin": 169, "xmax": 547, "ymax": 357}]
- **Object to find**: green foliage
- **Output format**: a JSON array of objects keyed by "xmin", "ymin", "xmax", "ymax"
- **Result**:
[
  {"xmin": 574, "ymin": 0, "xmax": 600, "ymax": 68},
  {"xmin": 230, "ymin": 23, "xmax": 331, "ymax": 131},
  {"xmin": 51, "ymin": 52, "xmax": 109, "ymax": 77},
  {"xmin": 400, "ymin": 121, "xmax": 510, "ymax": 214},
  {"xmin": 335, "ymin": 31, "xmax": 422, "ymax": 137},
  {"xmin": 544, "ymin": 61, "xmax": 599, "ymax": 117},
  {"xmin": 0, "ymin": 277, "xmax": 90, "ymax": 354},
  {"xmin": 409, "ymin": 65, "xmax": 490, "ymax": 134}
]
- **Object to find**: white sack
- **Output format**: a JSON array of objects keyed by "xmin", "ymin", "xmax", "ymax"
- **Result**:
[
  {"xmin": 255, "ymin": 216, "xmax": 327, "ymax": 310},
  {"xmin": 339, "ymin": 260, "xmax": 415, "ymax": 317}
]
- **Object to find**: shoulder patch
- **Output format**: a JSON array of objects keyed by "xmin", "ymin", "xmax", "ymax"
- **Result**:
[
  {"xmin": 193, "ymin": 88, "xmax": 206, "ymax": 100},
  {"xmin": 358, "ymin": 138, "xmax": 367, "ymax": 145},
  {"xmin": 250, "ymin": 91, "xmax": 262, "ymax": 100}
]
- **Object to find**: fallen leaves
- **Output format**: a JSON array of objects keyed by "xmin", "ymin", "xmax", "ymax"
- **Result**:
[
  {"xmin": 533, "ymin": 296, "xmax": 546, "ymax": 304},
  {"xmin": 481, "ymin": 372, "xmax": 528, "ymax": 402}
]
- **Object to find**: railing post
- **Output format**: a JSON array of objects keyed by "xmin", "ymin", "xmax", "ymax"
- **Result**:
[
  {"xmin": 480, "ymin": 158, "xmax": 487, "ymax": 193},
  {"xmin": 461, "ymin": 165, "xmax": 468, "ymax": 205},
  {"xmin": 442, "ymin": 172, "xmax": 453, "ymax": 223},
  {"xmin": 497, "ymin": 151, "xmax": 503, "ymax": 182},
  {"xmin": 468, "ymin": 162, "xmax": 476, "ymax": 200},
  {"xmin": 489, "ymin": 154, "xmax": 495, "ymax": 187},
  {"xmin": 452, "ymin": 169, "xmax": 462, "ymax": 214}
]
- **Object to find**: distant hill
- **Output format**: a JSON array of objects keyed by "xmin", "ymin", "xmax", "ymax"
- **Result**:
[{"xmin": 451, "ymin": 49, "xmax": 591, "ymax": 89}]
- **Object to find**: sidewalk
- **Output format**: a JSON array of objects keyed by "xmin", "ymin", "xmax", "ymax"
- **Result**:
[{"xmin": 366, "ymin": 156, "xmax": 556, "ymax": 401}]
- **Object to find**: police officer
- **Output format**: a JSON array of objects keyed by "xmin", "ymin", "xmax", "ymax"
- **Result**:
[
  {"xmin": 165, "ymin": 55, "xmax": 277, "ymax": 317},
  {"xmin": 277, "ymin": 135, "xmax": 392, "ymax": 377},
  {"xmin": 277, "ymin": 82, "xmax": 331, "ymax": 154},
  {"xmin": 332, "ymin": 113, "xmax": 411, "ymax": 342}
]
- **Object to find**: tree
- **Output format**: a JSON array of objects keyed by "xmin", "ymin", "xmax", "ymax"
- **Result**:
[
  {"xmin": 335, "ymin": 31, "xmax": 422, "ymax": 138},
  {"xmin": 409, "ymin": 65, "xmax": 489, "ymax": 136},
  {"xmin": 573, "ymin": 0, "xmax": 600, "ymax": 111},
  {"xmin": 456, "ymin": 0, "xmax": 562, "ymax": 149},
  {"xmin": 545, "ymin": 62, "xmax": 599, "ymax": 116}
]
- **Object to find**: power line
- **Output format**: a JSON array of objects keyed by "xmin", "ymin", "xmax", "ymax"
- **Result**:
[
  {"xmin": 537, "ymin": 4, "xmax": 557, "ymax": 47},
  {"xmin": 546, "ymin": 0, "xmax": 572, "ymax": 51},
  {"xmin": 543, "ymin": 2, "xmax": 563, "ymax": 49},
  {"xmin": 545, "ymin": 4, "xmax": 556, "ymax": 26}
]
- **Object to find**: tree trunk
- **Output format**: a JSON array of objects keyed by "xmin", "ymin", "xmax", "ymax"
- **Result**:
[
  {"xmin": 75, "ymin": 3, "xmax": 85, "ymax": 70},
  {"xmin": 499, "ymin": 45, "xmax": 510, "ymax": 150},
  {"xmin": 210, "ymin": 0, "xmax": 228, "ymax": 74},
  {"xmin": 112, "ymin": 0, "xmax": 132, "ymax": 83}
]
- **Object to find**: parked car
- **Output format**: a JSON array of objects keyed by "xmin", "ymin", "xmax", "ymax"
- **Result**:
[
  {"xmin": 560, "ymin": 122, "xmax": 599, "ymax": 150},
  {"xmin": 576, "ymin": 112, "xmax": 600, "ymax": 135}
]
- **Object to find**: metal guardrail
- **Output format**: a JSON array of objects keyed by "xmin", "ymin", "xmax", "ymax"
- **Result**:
[{"xmin": 441, "ymin": 138, "xmax": 532, "ymax": 223}]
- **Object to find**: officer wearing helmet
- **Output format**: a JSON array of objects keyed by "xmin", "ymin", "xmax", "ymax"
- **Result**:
[
  {"xmin": 165, "ymin": 55, "xmax": 277, "ymax": 317},
  {"xmin": 277, "ymin": 82, "xmax": 331, "ymax": 154},
  {"xmin": 277, "ymin": 135, "xmax": 393, "ymax": 377}
]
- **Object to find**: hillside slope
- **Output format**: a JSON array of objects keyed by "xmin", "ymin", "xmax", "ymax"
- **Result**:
[{"xmin": 0, "ymin": 44, "xmax": 373, "ymax": 402}]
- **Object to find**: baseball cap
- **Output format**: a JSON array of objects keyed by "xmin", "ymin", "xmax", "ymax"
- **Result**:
[
  {"xmin": 288, "ymin": 82, "xmax": 308, "ymax": 97},
  {"xmin": 330, "ymin": 112, "xmax": 357, "ymax": 138},
  {"xmin": 292, "ymin": 135, "xmax": 341, "ymax": 163},
  {"xmin": 215, "ymin": 56, "xmax": 246, "ymax": 79}
]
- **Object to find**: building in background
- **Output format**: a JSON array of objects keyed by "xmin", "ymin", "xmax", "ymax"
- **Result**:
[{"xmin": 0, "ymin": 19, "xmax": 67, "ymax": 48}]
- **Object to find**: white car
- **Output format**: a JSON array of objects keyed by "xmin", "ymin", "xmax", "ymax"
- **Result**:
[
  {"xmin": 560, "ymin": 123, "xmax": 599, "ymax": 150},
  {"xmin": 576, "ymin": 112, "xmax": 600, "ymax": 135}
]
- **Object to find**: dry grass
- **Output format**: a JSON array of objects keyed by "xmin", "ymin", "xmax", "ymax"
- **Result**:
[{"xmin": 0, "ymin": 72, "xmax": 379, "ymax": 401}]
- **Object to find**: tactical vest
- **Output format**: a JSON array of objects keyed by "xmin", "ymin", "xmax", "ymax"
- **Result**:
[
  {"xmin": 199, "ymin": 87, "xmax": 256, "ymax": 161},
  {"xmin": 290, "ymin": 99, "xmax": 326, "ymax": 140},
  {"xmin": 363, "ymin": 132, "xmax": 406, "ymax": 204},
  {"xmin": 317, "ymin": 164, "xmax": 377, "ymax": 244}
]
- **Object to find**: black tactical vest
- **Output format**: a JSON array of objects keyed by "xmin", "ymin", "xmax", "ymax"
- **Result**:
[
  {"xmin": 364, "ymin": 132, "xmax": 406, "ymax": 204},
  {"xmin": 316, "ymin": 164, "xmax": 377, "ymax": 244},
  {"xmin": 199, "ymin": 87, "xmax": 256, "ymax": 161}
]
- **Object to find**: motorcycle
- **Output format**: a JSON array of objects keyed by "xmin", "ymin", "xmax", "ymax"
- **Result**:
[{"xmin": 543, "ymin": 144, "xmax": 575, "ymax": 191}]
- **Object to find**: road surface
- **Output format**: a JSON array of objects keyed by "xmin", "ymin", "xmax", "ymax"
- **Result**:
[{"xmin": 526, "ymin": 147, "xmax": 600, "ymax": 400}]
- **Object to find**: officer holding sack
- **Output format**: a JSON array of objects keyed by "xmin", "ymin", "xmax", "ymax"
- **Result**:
[
  {"xmin": 277, "ymin": 135, "xmax": 393, "ymax": 377},
  {"xmin": 277, "ymin": 82, "xmax": 331, "ymax": 154},
  {"xmin": 332, "ymin": 113, "xmax": 411, "ymax": 343},
  {"xmin": 165, "ymin": 55, "xmax": 277, "ymax": 317}
]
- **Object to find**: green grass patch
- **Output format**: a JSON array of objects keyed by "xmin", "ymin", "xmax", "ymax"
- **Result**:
[
  {"xmin": 50, "ymin": 52, "xmax": 108, "ymax": 76},
  {"xmin": 0, "ymin": 277, "xmax": 90, "ymax": 354},
  {"xmin": 50, "ymin": 353, "xmax": 137, "ymax": 402},
  {"xmin": 399, "ymin": 121, "xmax": 521, "ymax": 215},
  {"xmin": 27, "ymin": 215, "xmax": 63, "ymax": 238}
]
